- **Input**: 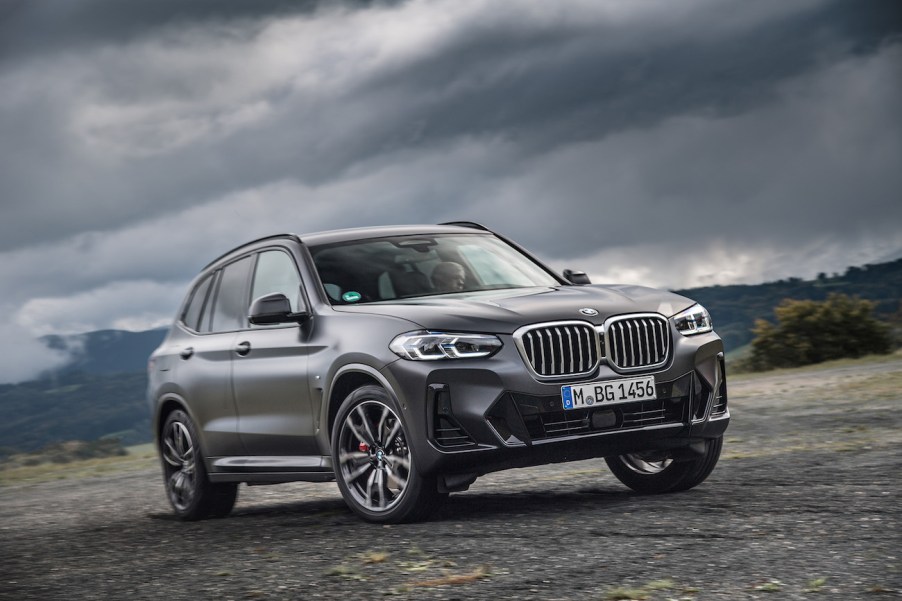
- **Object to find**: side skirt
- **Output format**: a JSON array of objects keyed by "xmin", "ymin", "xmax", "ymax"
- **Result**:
[{"xmin": 206, "ymin": 455, "xmax": 335, "ymax": 484}]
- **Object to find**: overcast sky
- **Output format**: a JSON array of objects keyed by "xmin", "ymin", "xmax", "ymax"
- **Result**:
[{"xmin": 1, "ymin": 0, "xmax": 900, "ymax": 382}]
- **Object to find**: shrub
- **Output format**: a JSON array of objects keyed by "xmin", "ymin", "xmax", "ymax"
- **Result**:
[{"xmin": 749, "ymin": 294, "xmax": 892, "ymax": 371}]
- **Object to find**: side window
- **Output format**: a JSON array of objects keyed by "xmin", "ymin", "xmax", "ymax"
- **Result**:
[
  {"xmin": 181, "ymin": 273, "xmax": 214, "ymax": 332},
  {"xmin": 199, "ymin": 271, "xmax": 221, "ymax": 333},
  {"xmin": 209, "ymin": 256, "xmax": 254, "ymax": 332},
  {"xmin": 251, "ymin": 250, "xmax": 303, "ymax": 314}
]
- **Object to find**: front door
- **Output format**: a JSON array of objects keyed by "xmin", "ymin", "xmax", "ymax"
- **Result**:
[{"xmin": 231, "ymin": 249, "xmax": 318, "ymax": 456}]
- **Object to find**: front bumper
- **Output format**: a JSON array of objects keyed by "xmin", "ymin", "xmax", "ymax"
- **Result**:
[{"xmin": 380, "ymin": 330, "xmax": 729, "ymax": 479}]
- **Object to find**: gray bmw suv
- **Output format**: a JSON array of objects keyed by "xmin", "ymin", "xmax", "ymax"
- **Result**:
[{"xmin": 148, "ymin": 222, "xmax": 729, "ymax": 523}]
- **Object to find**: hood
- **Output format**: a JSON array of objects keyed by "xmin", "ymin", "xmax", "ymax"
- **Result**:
[{"xmin": 331, "ymin": 285, "xmax": 696, "ymax": 334}]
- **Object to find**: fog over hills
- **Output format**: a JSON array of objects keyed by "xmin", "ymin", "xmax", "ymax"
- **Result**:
[{"xmin": 41, "ymin": 328, "xmax": 167, "ymax": 377}]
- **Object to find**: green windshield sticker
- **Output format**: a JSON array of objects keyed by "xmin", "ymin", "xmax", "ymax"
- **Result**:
[{"xmin": 342, "ymin": 291, "xmax": 362, "ymax": 303}]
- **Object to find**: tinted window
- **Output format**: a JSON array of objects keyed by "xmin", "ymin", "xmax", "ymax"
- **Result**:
[
  {"xmin": 181, "ymin": 273, "xmax": 214, "ymax": 332},
  {"xmin": 251, "ymin": 250, "xmax": 303, "ymax": 314},
  {"xmin": 199, "ymin": 271, "xmax": 220, "ymax": 333},
  {"xmin": 209, "ymin": 256, "xmax": 253, "ymax": 332},
  {"xmin": 309, "ymin": 234, "xmax": 558, "ymax": 304}
]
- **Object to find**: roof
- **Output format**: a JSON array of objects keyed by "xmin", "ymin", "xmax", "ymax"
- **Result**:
[
  {"xmin": 203, "ymin": 223, "xmax": 491, "ymax": 269},
  {"xmin": 298, "ymin": 223, "xmax": 488, "ymax": 246}
]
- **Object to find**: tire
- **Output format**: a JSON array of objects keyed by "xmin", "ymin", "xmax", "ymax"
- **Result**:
[
  {"xmin": 160, "ymin": 409, "xmax": 238, "ymax": 520},
  {"xmin": 605, "ymin": 436, "xmax": 723, "ymax": 494},
  {"xmin": 331, "ymin": 385, "xmax": 443, "ymax": 523}
]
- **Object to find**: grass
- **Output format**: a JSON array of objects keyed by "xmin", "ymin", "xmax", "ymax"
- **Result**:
[
  {"xmin": 752, "ymin": 579, "xmax": 784, "ymax": 592},
  {"xmin": 0, "ymin": 442, "xmax": 158, "ymax": 486},
  {"xmin": 361, "ymin": 550, "xmax": 391, "ymax": 564},
  {"xmin": 720, "ymin": 350, "xmax": 902, "ymax": 461},
  {"xmin": 398, "ymin": 560, "xmax": 435, "ymax": 573},
  {"xmin": 724, "ymin": 343, "xmax": 751, "ymax": 364},
  {"xmin": 804, "ymin": 577, "xmax": 828, "ymax": 593},
  {"xmin": 321, "ymin": 548, "xmax": 491, "ymax": 593},
  {"xmin": 604, "ymin": 589, "xmax": 649, "ymax": 601},
  {"xmin": 728, "ymin": 349, "xmax": 902, "ymax": 382},
  {"xmin": 834, "ymin": 369, "xmax": 902, "ymax": 400},
  {"xmin": 603, "ymin": 579, "xmax": 684, "ymax": 600}
]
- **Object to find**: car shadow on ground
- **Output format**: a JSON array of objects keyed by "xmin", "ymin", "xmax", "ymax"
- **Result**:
[
  {"xmin": 439, "ymin": 487, "xmax": 640, "ymax": 520},
  {"xmin": 146, "ymin": 484, "xmax": 657, "ymax": 526}
]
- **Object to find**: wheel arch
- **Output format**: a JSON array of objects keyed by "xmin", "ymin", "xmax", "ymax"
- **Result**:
[
  {"xmin": 325, "ymin": 364, "xmax": 398, "ymax": 442},
  {"xmin": 153, "ymin": 394, "xmax": 193, "ymax": 442}
]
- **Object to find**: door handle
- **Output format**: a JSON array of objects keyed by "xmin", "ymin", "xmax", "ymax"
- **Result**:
[
  {"xmin": 235, "ymin": 341, "xmax": 251, "ymax": 356},
  {"xmin": 179, "ymin": 347, "xmax": 194, "ymax": 360}
]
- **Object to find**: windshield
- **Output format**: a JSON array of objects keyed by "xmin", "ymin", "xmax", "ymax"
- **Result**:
[{"xmin": 310, "ymin": 234, "xmax": 560, "ymax": 304}]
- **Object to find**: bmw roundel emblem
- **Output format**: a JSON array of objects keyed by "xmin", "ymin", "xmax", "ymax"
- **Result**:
[{"xmin": 579, "ymin": 308, "xmax": 598, "ymax": 316}]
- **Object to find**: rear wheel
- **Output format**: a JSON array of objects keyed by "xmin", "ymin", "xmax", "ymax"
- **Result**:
[
  {"xmin": 332, "ymin": 385, "xmax": 443, "ymax": 523},
  {"xmin": 605, "ymin": 436, "xmax": 723, "ymax": 494},
  {"xmin": 160, "ymin": 409, "xmax": 237, "ymax": 520}
]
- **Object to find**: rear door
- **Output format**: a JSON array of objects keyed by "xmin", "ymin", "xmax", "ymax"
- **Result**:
[{"xmin": 173, "ymin": 256, "xmax": 254, "ymax": 458}]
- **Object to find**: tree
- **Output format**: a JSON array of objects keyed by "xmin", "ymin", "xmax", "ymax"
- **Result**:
[{"xmin": 749, "ymin": 294, "xmax": 892, "ymax": 371}]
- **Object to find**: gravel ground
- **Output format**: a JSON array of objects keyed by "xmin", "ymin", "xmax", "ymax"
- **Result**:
[{"xmin": 1, "ymin": 357, "xmax": 900, "ymax": 600}]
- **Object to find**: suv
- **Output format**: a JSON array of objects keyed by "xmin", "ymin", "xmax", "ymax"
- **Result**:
[{"xmin": 149, "ymin": 222, "xmax": 729, "ymax": 523}]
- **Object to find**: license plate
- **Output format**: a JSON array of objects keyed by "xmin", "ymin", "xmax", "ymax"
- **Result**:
[{"xmin": 561, "ymin": 375, "xmax": 657, "ymax": 410}]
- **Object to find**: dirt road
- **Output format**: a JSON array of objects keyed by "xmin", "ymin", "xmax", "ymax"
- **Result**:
[{"xmin": 2, "ymin": 357, "xmax": 900, "ymax": 600}]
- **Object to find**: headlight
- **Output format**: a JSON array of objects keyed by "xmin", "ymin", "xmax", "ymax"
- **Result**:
[
  {"xmin": 671, "ymin": 304, "xmax": 713, "ymax": 336},
  {"xmin": 389, "ymin": 331, "xmax": 503, "ymax": 360}
]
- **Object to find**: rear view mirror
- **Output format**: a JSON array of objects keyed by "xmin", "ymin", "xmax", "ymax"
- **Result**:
[
  {"xmin": 248, "ymin": 293, "xmax": 308, "ymax": 325},
  {"xmin": 563, "ymin": 269, "xmax": 592, "ymax": 285}
]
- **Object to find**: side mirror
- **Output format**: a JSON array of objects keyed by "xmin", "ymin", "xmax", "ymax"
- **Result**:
[
  {"xmin": 248, "ymin": 293, "xmax": 308, "ymax": 325},
  {"xmin": 563, "ymin": 269, "xmax": 592, "ymax": 285}
]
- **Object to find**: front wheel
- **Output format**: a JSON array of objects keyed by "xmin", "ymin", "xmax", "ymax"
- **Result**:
[
  {"xmin": 331, "ymin": 385, "xmax": 443, "ymax": 523},
  {"xmin": 160, "ymin": 409, "xmax": 238, "ymax": 520},
  {"xmin": 605, "ymin": 436, "xmax": 723, "ymax": 494}
]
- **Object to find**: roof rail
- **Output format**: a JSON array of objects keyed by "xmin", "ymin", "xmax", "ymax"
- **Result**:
[
  {"xmin": 203, "ymin": 233, "xmax": 301, "ymax": 269},
  {"xmin": 439, "ymin": 221, "xmax": 492, "ymax": 232}
]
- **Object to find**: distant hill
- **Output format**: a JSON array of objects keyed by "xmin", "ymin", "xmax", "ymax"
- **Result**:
[
  {"xmin": 1, "ymin": 257, "xmax": 900, "ymax": 453},
  {"xmin": 42, "ymin": 328, "xmax": 167, "ymax": 375},
  {"xmin": 674, "ymin": 258, "xmax": 902, "ymax": 351},
  {"xmin": 0, "ymin": 371, "xmax": 150, "ymax": 453},
  {"xmin": 0, "ymin": 329, "xmax": 166, "ymax": 452}
]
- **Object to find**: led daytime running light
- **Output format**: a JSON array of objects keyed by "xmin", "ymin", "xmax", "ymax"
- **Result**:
[{"xmin": 389, "ymin": 331, "xmax": 503, "ymax": 361}]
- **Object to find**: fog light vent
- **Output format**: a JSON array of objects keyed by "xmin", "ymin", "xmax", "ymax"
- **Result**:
[
  {"xmin": 712, "ymin": 357, "xmax": 728, "ymax": 415},
  {"xmin": 429, "ymin": 384, "xmax": 476, "ymax": 449},
  {"xmin": 434, "ymin": 416, "xmax": 475, "ymax": 448},
  {"xmin": 692, "ymin": 374, "xmax": 712, "ymax": 421}
]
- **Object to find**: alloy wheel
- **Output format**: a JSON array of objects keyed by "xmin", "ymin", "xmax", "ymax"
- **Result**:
[
  {"xmin": 619, "ymin": 452, "xmax": 673, "ymax": 475},
  {"xmin": 162, "ymin": 420, "xmax": 197, "ymax": 512},
  {"xmin": 337, "ymin": 400, "xmax": 411, "ymax": 513}
]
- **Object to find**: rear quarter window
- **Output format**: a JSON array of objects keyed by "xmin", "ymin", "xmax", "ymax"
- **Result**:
[{"xmin": 181, "ymin": 273, "xmax": 214, "ymax": 332}]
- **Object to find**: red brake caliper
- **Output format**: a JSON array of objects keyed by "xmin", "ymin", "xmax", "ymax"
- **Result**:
[{"xmin": 358, "ymin": 442, "xmax": 370, "ymax": 453}]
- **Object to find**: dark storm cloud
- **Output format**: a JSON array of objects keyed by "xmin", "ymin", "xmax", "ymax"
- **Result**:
[
  {"xmin": 1, "ymin": 0, "xmax": 899, "ymax": 254},
  {"xmin": 0, "ymin": 0, "xmax": 395, "ymax": 63},
  {"xmin": 0, "ymin": 0, "xmax": 388, "ymax": 248},
  {"xmin": 361, "ymin": 0, "xmax": 898, "ymax": 150}
]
